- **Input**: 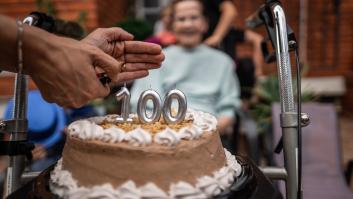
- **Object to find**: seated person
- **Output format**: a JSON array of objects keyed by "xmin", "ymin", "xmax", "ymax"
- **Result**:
[
  {"xmin": 3, "ymin": 90, "xmax": 66, "ymax": 171},
  {"xmin": 131, "ymin": 0, "xmax": 241, "ymax": 138}
]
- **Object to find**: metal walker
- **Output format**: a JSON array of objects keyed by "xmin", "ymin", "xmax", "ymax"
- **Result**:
[{"xmin": 250, "ymin": 1, "xmax": 311, "ymax": 199}]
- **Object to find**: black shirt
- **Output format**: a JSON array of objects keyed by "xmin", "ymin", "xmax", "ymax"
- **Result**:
[
  {"xmin": 202, "ymin": 0, "xmax": 241, "ymax": 59},
  {"xmin": 202, "ymin": 0, "xmax": 227, "ymax": 38}
]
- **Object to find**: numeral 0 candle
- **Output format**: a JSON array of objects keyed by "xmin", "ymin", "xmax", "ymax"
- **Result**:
[{"xmin": 137, "ymin": 89, "xmax": 162, "ymax": 124}]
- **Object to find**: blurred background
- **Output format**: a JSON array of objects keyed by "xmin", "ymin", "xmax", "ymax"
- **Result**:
[{"xmin": 0, "ymin": 0, "xmax": 352, "ymax": 196}]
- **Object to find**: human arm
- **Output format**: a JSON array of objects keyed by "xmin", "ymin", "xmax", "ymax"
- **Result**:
[
  {"xmin": 0, "ymin": 15, "xmax": 164, "ymax": 108},
  {"xmin": 81, "ymin": 28, "xmax": 165, "ymax": 83},
  {"xmin": 244, "ymin": 30, "xmax": 264, "ymax": 77},
  {"xmin": 218, "ymin": 116, "xmax": 234, "ymax": 135},
  {"xmin": 204, "ymin": 1, "xmax": 237, "ymax": 47},
  {"xmin": 32, "ymin": 144, "xmax": 47, "ymax": 160},
  {"xmin": 215, "ymin": 59, "xmax": 241, "ymax": 135}
]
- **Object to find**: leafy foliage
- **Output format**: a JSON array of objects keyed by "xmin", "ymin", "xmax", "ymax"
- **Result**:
[
  {"xmin": 251, "ymin": 76, "xmax": 315, "ymax": 134},
  {"xmin": 116, "ymin": 18, "xmax": 153, "ymax": 41},
  {"xmin": 36, "ymin": 0, "xmax": 56, "ymax": 16}
]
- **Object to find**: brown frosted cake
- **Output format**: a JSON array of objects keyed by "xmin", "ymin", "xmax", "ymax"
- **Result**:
[{"xmin": 50, "ymin": 110, "xmax": 242, "ymax": 198}]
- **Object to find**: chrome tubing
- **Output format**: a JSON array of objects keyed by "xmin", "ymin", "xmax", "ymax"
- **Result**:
[
  {"xmin": 260, "ymin": 167, "xmax": 288, "ymax": 180},
  {"xmin": 271, "ymin": 4, "xmax": 299, "ymax": 199},
  {"xmin": 2, "ymin": 74, "xmax": 28, "ymax": 197},
  {"xmin": 2, "ymin": 17, "xmax": 35, "ymax": 198}
]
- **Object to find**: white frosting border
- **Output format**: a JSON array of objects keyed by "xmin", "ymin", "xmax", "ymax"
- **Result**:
[
  {"xmin": 50, "ymin": 149, "xmax": 242, "ymax": 199},
  {"xmin": 67, "ymin": 110, "xmax": 218, "ymax": 147}
]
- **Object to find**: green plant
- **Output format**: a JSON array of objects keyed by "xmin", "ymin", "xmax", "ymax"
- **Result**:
[
  {"xmin": 36, "ymin": 0, "xmax": 56, "ymax": 16},
  {"xmin": 116, "ymin": 18, "xmax": 153, "ymax": 41},
  {"xmin": 75, "ymin": 10, "xmax": 88, "ymax": 36},
  {"xmin": 36, "ymin": 0, "xmax": 88, "ymax": 34},
  {"xmin": 251, "ymin": 75, "xmax": 315, "ymax": 134}
]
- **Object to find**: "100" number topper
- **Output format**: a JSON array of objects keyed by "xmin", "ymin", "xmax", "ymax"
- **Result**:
[{"xmin": 115, "ymin": 87, "xmax": 187, "ymax": 124}]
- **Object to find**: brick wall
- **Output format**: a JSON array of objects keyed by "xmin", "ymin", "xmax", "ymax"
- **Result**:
[
  {"xmin": 233, "ymin": 0, "xmax": 353, "ymax": 112},
  {"xmin": 0, "ymin": 0, "xmax": 352, "ymax": 111},
  {"xmin": 1, "ymin": 0, "xmax": 350, "ymax": 76},
  {"xmin": 96, "ymin": 0, "xmax": 129, "ymax": 28},
  {"xmin": 0, "ymin": 0, "xmax": 128, "ymax": 31},
  {"xmin": 0, "ymin": 0, "xmax": 127, "ymax": 96}
]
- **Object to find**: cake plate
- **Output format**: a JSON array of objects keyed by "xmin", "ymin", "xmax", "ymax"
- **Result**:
[{"xmin": 7, "ymin": 156, "xmax": 282, "ymax": 199}]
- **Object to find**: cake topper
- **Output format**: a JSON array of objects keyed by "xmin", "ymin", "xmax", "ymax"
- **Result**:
[
  {"xmin": 115, "ymin": 83, "xmax": 133, "ymax": 122},
  {"xmin": 162, "ymin": 89, "xmax": 187, "ymax": 124},
  {"xmin": 137, "ymin": 89, "xmax": 162, "ymax": 124},
  {"xmin": 116, "ymin": 85, "xmax": 187, "ymax": 124}
]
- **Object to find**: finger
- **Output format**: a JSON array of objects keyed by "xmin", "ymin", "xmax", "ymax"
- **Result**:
[
  {"xmin": 124, "ymin": 41, "xmax": 162, "ymax": 54},
  {"xmin": 85, "ymin": 74, "xmax": 110, "ymax": 101},
  {"xmin": 67, "ymin": 83, "xmax": 110, "ymax": 109},
  {"xmin": 122, "ymin": 63, "xmax": 161, "ymax": 72},
  {"xmin": 116, "ymin": 70, "xmax": 149, "ymax": 83},
  {"xmin": 37, "ymin": 148, "xmax": 46, "ymax": 157},
  {"xmin": 83, "ymin": 66, "xmax": 110, "ymax": 98},
  {"xmin": 102, "ymin": 27, "xmax": 134, "ymax": 41},
  {"xmin": 125, "ymin": 53, "xmax": 165, "ymax": 64},
  {"xmin": 92, "ymin": 49, "xmax": 122, "ymax": 81},
  {"xmin": 95, "ymin": 83, "xmax": 110, "ymax": 98}
]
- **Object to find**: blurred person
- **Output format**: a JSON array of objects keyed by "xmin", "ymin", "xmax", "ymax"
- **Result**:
[
  {"xmin": 201, "ymin": 0, "xmax": 264, "ymax": 155},
  {"xmin": 131, "ymin": 0, "xmax": 241, "ymax": 149},
  {"xmin": 147, "ymin": 4, "xmax": 177, "ymax": 47},
  {"xmin": 3, "ymin": 90, "xmax": 67, "ymax": 171},
  {"xmin": 54, "ymin": 19, "xmax": 85, "ymax": 40},
  {"xmin": 244, "ymin": 29, "xmax": 264, "ymax": 77},
  {"xmin": 187, "ymin": 1, "xmax": 263, "ymax": 77},
  {"xmin": 0, "ymin": 15, "xmax": 164, "ymax": 108},
  {"xmin": 202, "ymin": 0, "xmax": 238, "ymax": 59},
  {"xmin": 234, "ymin": 29, "xmax": 264, "ymax": 78},
  {"xmin": 0, "ymin": 90, "xmax": 67, "ymax": 197},
  {"xmin": 233, "ymin": 29, "xmax": 264, "ymax": 163}
]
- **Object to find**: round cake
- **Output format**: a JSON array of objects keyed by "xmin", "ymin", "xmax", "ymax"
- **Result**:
[{"xmin": 50, "ymin": 110, "xmax": 242, "ymax": 198}]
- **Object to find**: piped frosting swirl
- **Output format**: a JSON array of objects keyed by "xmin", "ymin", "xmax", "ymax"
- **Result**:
[
  {"xmin": 66, "ymin": 110, "xmax": 217, "ymax": 147},
  {"xmin": 154, "ymin": 128, "xmax": 180, "ymax": 146},
  {"xmin": 50, "ymin": 149, "xmax": 241, "ymax": 199}
]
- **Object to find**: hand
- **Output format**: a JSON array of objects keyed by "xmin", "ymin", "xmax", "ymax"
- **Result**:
[
  {"xmin": 82, "ymin": 28, "xmax": 165, "ymax": 83},
  {"xmin": 25, "ymin": 27, "xmax": 164, "ymax": 108},
  {"xmin": 218, "ymin": 117, "xmax": 234, "ymax": 136},
  {"xmin": 32, "ymin": 144, "xmax": 47, "ymax": 160},
  {"xmin": 203, "ymin": 34, "xmax": 222, "ymax": 47},
  {"xmin": 27, "ymin": 34, "xmax": 115, "ymax": 108}
]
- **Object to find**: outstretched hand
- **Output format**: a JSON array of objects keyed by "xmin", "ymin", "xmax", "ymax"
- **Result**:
[
  {"xmin": 26, "ymin": 27, "xmax": 164, "ymax": 108},
  {"xmin": 82, "ymin": 28, "xmax": 164, "ymax": 83}
]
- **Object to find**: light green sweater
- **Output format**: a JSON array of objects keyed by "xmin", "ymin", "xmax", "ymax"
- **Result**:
[{"xmin": 130, "ymin": 44, "xmax": 241, "ymax": 118}]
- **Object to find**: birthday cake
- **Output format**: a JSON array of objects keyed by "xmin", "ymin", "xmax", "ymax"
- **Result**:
[{"xmin": 50, "ymin": 110, "xmax": 241, "ymax": 198}]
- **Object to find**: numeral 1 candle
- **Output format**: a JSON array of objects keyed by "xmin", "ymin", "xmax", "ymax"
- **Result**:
[{"xmin": 115, "ymin": 86, "xmax": 133, "ymax": 122}]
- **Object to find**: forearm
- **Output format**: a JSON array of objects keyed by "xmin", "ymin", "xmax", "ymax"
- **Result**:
[
  {"xmin": 244, "ymin": 30, "xmax": 264, "ymax": 76},
  {"xmin": 218, "ymin": 116, "xmax": 234, "ymax": 135},
  {"xmin": 253, "ymin": 41, "xmax": 264, "ymax": 76},
  {"xmin": 0, "ymin": 15, "xmax": 19, "ymax": 71},
  {"xmin": 0, "ymin": 15, "xmax": 52, "ymax": 74},
  {"xmin": 212, "ymin": 1, "xmax": 237, "ymax": 41}
]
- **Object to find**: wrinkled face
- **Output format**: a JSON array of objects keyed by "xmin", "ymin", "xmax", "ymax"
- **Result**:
[{"xmin": 172, "ymin": 1, "xmax": 207, "ymax": 48}]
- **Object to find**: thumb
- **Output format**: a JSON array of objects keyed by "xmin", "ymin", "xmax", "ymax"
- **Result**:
[
  {"xmin": 103, "ymin": 27, "xmax": 134, "ymax": 41},
  {"xmin": 92, "ymin": 48, "xmax": 122, "ymax": 82}
]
